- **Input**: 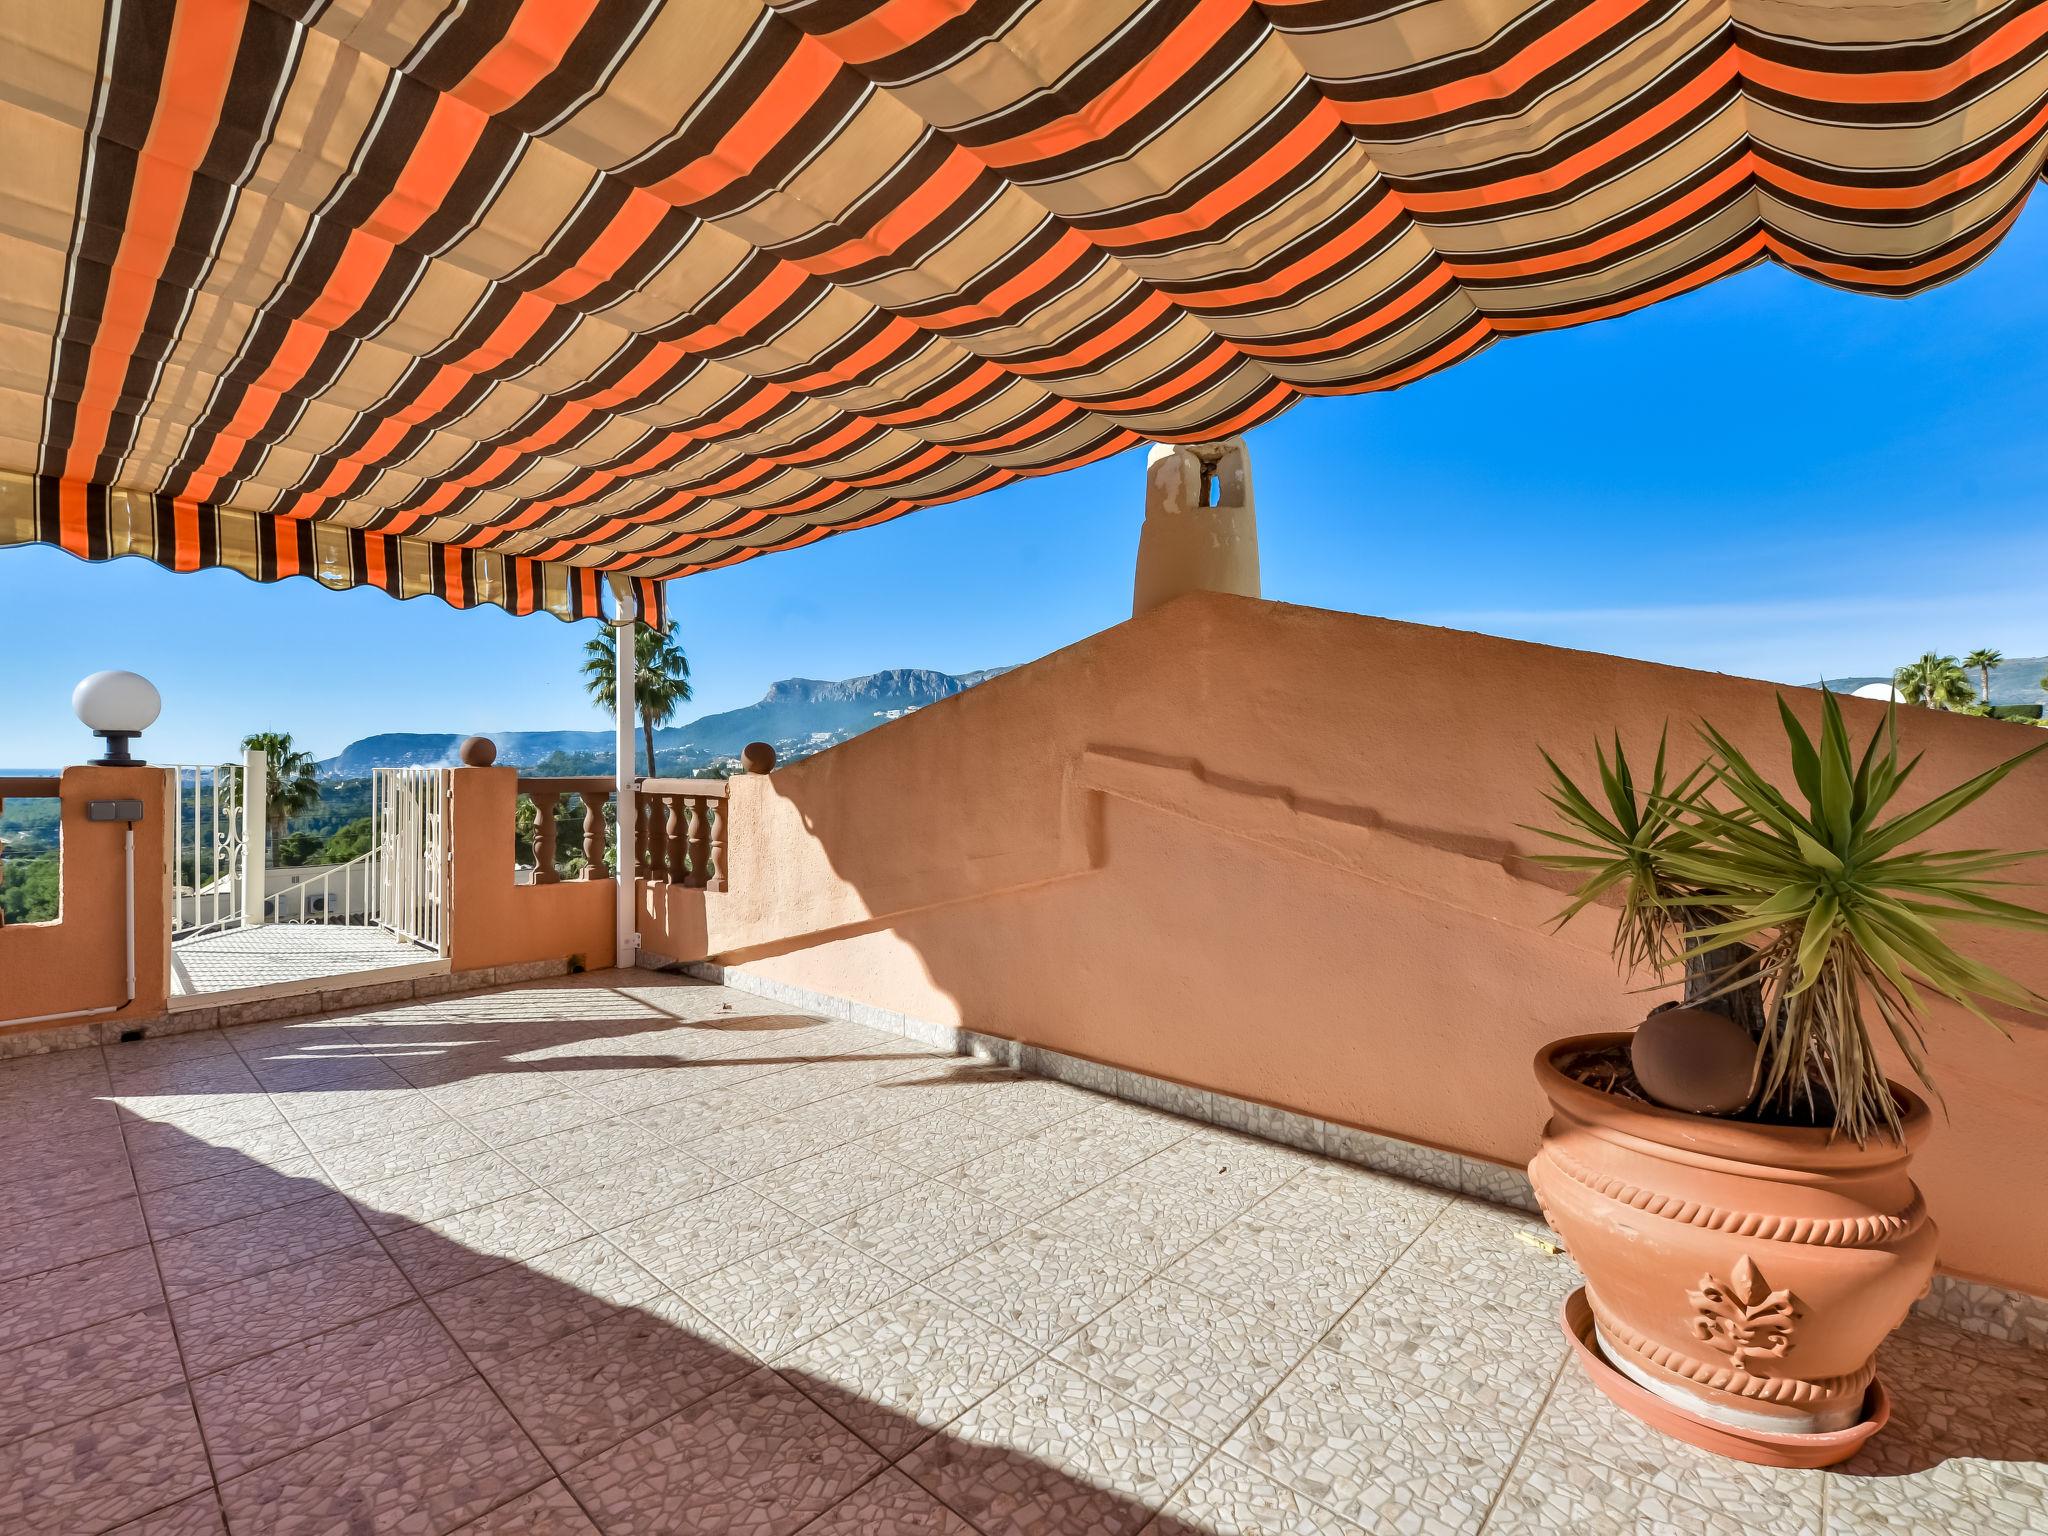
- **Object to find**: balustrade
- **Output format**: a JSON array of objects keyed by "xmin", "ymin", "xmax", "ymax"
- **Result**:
[
  {"xmin": 636, "ymin": 779, "xmax": 729, "ymax": 891},
  {"xmin": 515, "ymin": 777, "xmax": 616, "ymax": 883}
]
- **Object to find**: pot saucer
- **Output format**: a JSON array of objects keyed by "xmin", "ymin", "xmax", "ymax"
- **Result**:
[{"xmin": 1561, "ymin": 1288, "xmax": 1888, "ymax": 1468}]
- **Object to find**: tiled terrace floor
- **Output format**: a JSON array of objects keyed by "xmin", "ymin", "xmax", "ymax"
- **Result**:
[
  {"xmin": 170, "ymin": 924, "xmax": 440, "ymax": 998},
  {"xmin": 2, "ymin": 971, "xmax": 2043, "ymax": 1535}
]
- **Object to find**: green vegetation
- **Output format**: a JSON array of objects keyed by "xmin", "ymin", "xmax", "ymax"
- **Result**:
[
  {"xmin": 241, "ymin": 732, "xmax": 321, "ymax": 860},
  {"xmin": 1965, "ymin": 647, "xmax": 2004, "ymax": 707},
  {"xmin": 0, "ymin": 794, "xmax": 61, "ymax": 923},
  {"xmin": 1535, "ymin": 693, "xmax": 2048, "ymax": 1143},
  {"xmin": 1, "ymin": 853, "xmax": 59, "ymax": 924},
  {"xmin": 581, "ymin": 625, "xmax": 692, "ymax": 775},
  {"xmin": 1892, "ymin": 652, "xmax": 1975, "ymax": 711}
]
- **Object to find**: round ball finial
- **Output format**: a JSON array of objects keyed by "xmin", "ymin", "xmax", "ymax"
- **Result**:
[
  {"xmin": 741, "ymin": 742, "xmax": 777, "ymax": 775},
  {"xmin": 458, "ymin": 736, "xmax": 498, "ymax": 767}
]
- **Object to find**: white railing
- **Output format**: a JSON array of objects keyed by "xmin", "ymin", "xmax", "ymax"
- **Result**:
[
  {"xmin": 374, "ymin": 767, "xmax": 448, "ymax": 952},
  {"xmin": 170, "ymin": 753, "xmax": 258, "ymax": 940},
  {"xmin": 263, "ymin": 850, "xmax": 379, "ymax": 926}
]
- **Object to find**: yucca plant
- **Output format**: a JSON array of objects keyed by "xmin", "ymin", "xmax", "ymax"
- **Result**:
[{"xmin": 1534, "ymin": 691, "xmax": 2048, "ymax": 1142}]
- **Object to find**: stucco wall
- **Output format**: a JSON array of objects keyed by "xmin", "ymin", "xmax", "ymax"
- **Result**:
[
  {"xmin": 640, "ymin": 593, "xmax": 2048, "ymax": 1297},
  {"xmin": 447, "ymin": 767, "xmax": 615, "ymax": 975},
  {"xmin": 0, "ymin": 765, "xmax": 170, "ymax": 1034}
]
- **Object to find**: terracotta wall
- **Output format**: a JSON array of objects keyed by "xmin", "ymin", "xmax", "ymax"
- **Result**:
[
  {"xmin": 447, "ymin": 767, "xmax": 614, "ymax": 975},
  {"xmin": 640, "ymin": 593, "xmax": 2048, "ymax": 1297},
  {"xmin": 0, "ymin": 765, "xmax": 170, "ymax": 1035}
]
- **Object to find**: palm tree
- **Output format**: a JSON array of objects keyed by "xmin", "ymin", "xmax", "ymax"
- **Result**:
[
  {"xmin": 1964, "ymin": 647, "xmax": 2004, "ymax": 707},
  {"xmin": 582, "ymin": 624, "xmax": 692, "ymax": 775},
  {"xmin": 1892, "ymin": 653, "xmax": 1975, "ymax": 712},
  {"xmin": 240, "ymin": 731, "xmax": 320, "ymax": 861}
]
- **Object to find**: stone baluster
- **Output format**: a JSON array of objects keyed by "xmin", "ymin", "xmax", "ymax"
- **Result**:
[
  {"xmin": 664, "ymin": 795, "xmax": 686, "ymax": 885},
  {"xmin": 636, "ymin": 797, "xmax": 662, "ymax": 881},
  {"xmin": 580, "ymin": 790, "xmax": 608, "ymax": 877},
  {"xmin": 685, "ymin": 796, "xmax": 711, "ymax": 888},
  {"xmin": 707, "ymin": 798, "xmax": 728, "ymax": 892},
  {"xmin": 531, "ymin": 790, "xmax": 560, "ymax": 884}
]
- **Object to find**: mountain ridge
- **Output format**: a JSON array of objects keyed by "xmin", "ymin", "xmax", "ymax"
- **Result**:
[{"xmin": 316, "ymin": 665, "xmax": 1013, "ymax": 777}]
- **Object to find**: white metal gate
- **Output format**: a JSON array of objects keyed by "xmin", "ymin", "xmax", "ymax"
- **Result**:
[
  {"xmin": 373, "ymin": 767, "xmax": 448, "ymax": 952},
  {"xmin": 169, "ymin": 748, "xmax": 265, "ymax": 940}
]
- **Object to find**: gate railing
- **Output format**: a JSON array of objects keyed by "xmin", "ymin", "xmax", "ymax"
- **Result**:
[
  {"xmin": 170, "ymin": 749, "xmax": 264, "ymax": 940},
  {"xmin": 374, "ymin": 767, "xmax": 448, "ymax": 952}
]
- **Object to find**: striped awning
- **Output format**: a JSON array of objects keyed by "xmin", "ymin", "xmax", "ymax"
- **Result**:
[{"xmin": 4, "ymin": 2, "xmax": 2043, "ymax": 624}]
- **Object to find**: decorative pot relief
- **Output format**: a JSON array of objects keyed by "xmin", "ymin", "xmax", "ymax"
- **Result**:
[{"xmin": 1690, "ymin": 1255, "xmax": 1799, "ymax": 1371}]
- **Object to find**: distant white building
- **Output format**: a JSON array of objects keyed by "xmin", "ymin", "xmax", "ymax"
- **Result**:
[{"xmin": 1851, "ymin": 682, "xmax": 1904, "ymax": 702}]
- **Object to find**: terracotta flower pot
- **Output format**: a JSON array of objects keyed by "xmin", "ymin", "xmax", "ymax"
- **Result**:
[{"xmin": 1529, "ymin": 1033, "xmax": 1937, "ymax": 1444}]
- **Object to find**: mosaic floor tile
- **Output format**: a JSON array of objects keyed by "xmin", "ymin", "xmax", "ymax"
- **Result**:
[
  {"xmin": 1325, "ymin": 1268, "xmax": 1567, "ymax": 1424},
  {"xmin": 0, "ymin": 1385, "xmax": 211, "ymax": 1534},
  {"xmin": 378, "ymin": 1188, "xmax": 592, "ymax": 1294},
  {"xmin": 683, "ymin": 1231, "xmax": 912, "ymax": 1360},
  {"xmin": 153, "ymin": 1190, "xmax": 369, "ymax": 1298},
  {"xmin": 482, "ymin": 1294, "xmax": 753, "ymax": 1469},
  {"xmin": 1056, "ymin": 1278, "xmax": 1313, "ymax": 1445},
  {"xmin": 926, "ymin": 1223, "xmax": 1149, "ymax": 1347},
  {"xmin": 902, "ymin": 1359, "xmax": 1207, "ymax": 1536},
  {"xmin": 804, "ymin": 1470, "xmax": 978, "ymax": 1534},
  {"xmin": 1224, "ymin": 1350, "xmax": 1523, "ymax": 1535},
  {"xmin": 781, "ymin": 1286, "xmax": 1043, "ymax": 1458},
  {"xmin": 1045, "ymin": 1173, "xmax": 1248, "ymax": 1269},
  {"xmin": 958, "ymin": 1078, "xmax": 1104, "ymax": 1135},
  {"xmin": 937, "ymin": 1139, "xmax": 1118, "ymax": 1218},
  {"xmin": 1130, "ymin": 1133, "xmax": 1314, "ymax": 1207},
  {"xmin": 494, "ymin": 1116, "xmax": 668, "ymax": 1185},
  {"xmin": 107, "ymin": 1492, "xmax": 229, "ymax": 1535},
  {"xmin": 1390, "ymin": 1201, "xmax": 1581, "ymax": 1319},
  {"xmin": 826, "ymin": 1181, "xmax": 1021, "ymax": 1278},
  {"xmin": 313, "ymin": 1118, "xmax": 489, "ymax": 1189},
  {"xmin": 450, "ymin": 1478, "xmax": 601, "ymax": 1534},
  {"xmin": 745, "ymin": 1145, "xmax": 924, "ymax": 1224},
  {"xmin": 547, "ymin": 1147, "xmax": 729, "ymax": 1231},
  {"xmin": 217, "ymin": 1377, "xmax": 550, "ymax": 1536},
  {"xmin": 606, "ymin": 1185, "xmax": 809, "ymax": 1287},
  {"xmin": 1486, "ymin": 1435, "xmax": 1723, "ymax": 1536},
  {"xmin": 0, "ymin": 1243, "xmax": 164, "ymax": 1351},
  {"xmin": 286, "ymin": 1092, "xmax": 447, "ymax": 1153},
  {"xmin": 1257, "ymin": 1160, "xmax": 1452, "ymax": 1246},
  {"xmin": 461, "ymin": 1090, "xmax": 608, "ymax": 1148},
  {"xmin": 1535, "ymin": 1365, "xmax": 1826, "ymax": 1534},
  {"xmin": 1163, "ymin": 1210, "xmax": 1398, "ymax": 1337},
  {"xmin": 425, "ymin": 1236, "xmax": 666, "ymax": 1366},
  {"xmin": 693, "ymin": 1112, "xmax": 883, "ymax": 1183},
  {"xmin": 140, "ymin": 1159, "xmax": 330, "ymax": 1238},
  {"xmin": 170, "ymin": 1238, "xmax": 414, "ymax": 1375},
  {"xmin": 563, "ymin": 1368, "xmax": 883, "ymax": 1536},
  {"xmin": 190, "ymin": 1301, "xmax": 475, "ymax": 1478},
  {"xmin": 8, "ymin": 973, "xmax": 2046, "ymax": 1536},
  {"xmin": 854, "ymin": 1108, "xmax": 1020, "ymax": 1173},
  {"xmin": 0, "ymin": 1151, "xmax": 138, "ymax": 1226},
  {"xmin": 348, "ymin": 1149, "xmax": 534, "ymax": 1234},
  {"xmin": 0, "ymin": 1303, "xmax": 185, "ymax": 1446},
  {"xmin": 1147, "ymin": 1452, "xmax": 1372, "ymax": 1536},
  {"xmin": 127, "ymin": 1120, "xmax": 310, "ymax": 1195},
  {"xmin": 0, "ymin": 1194, "xmax": 148, "ymax": 1282}
]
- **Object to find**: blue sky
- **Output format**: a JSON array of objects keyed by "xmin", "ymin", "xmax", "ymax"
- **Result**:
[{"xmin": 6, "ymin": 200, "xmax": 2047, "ymax": 767}]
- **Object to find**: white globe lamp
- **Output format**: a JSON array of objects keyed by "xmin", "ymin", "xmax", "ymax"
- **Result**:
[{"xmin": 73, "ymin": 671, "xmax": 162, "ymax": 766}]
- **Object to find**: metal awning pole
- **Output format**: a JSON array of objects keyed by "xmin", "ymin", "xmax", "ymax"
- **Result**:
[{"xmin": 609, "ymin": 576, "xmax": 639, "ymax": 969}]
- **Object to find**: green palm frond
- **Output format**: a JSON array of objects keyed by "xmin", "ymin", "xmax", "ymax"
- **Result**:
[{"xmin": 1536, "ymin": 690, "xmax": 2048, "ymax": 1142}]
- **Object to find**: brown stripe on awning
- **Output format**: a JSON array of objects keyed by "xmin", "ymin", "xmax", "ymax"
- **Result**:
[{"xmin": 0, "ymin": 0, "xmax": 2041, "ymax": 623}]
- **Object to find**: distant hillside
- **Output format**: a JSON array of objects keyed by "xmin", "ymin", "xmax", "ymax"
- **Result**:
[
  {"xmin": 1820, "ymin": 655, "xmax": 2047, "ymax": 706},
  {"xmin": 317, "ymin": 665, "xmax": 1013, "ymax": 777}
]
